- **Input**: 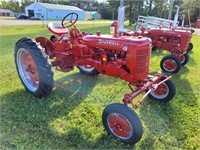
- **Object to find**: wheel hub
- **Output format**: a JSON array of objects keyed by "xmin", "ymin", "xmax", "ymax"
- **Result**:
[
  {"xmin": 164, "ymin": 59, "xmax": 177, "ymax": 72},
  {"xmin": 17, "ymin": 48, "xmax": 39, "ymax": 92},
  {"xmin": 150, "ymin": 82, "xmax": 169, "ymax": 99},
  {"xmin": 153, "ymin": 83, "xmax": 168, "ymax": 96},
  {"xmin": 22, "ymin": 51, "xmax": 38, "ymax": 84},
  {"xmin": 108, "ymin": 113, "xmax": 132, "ymax": 139}
]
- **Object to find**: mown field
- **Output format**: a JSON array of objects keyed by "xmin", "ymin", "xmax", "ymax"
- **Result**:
[{"xmin": 0, "ymin": 23, "xmax": 200, "ymax": 149}]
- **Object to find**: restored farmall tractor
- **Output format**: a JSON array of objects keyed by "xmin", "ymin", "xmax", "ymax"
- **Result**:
[
  {"xmin": 120, "ymin": 5, "xmax": 194, "ymax": 73},
  {"xmin": 14, "ymin": 2, "xmax": 176, "ymax": 145}
]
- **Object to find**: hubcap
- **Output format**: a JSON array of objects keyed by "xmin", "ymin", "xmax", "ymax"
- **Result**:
[
  {"xmin": 107, "ymin": 113, "xmax": 133, "ymax": 140},
  {"xmin": 163, "ymin": 59, "xmax": 177, "ymax": 72},
  {"xmin": 17, "ymin": 48, "xmax": 39, "ymax": 92},
  {"xmin": 150, "ymin": 82, "xmax": 169, "ymax": 99}
]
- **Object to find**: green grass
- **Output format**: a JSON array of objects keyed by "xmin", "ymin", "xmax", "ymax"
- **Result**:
[{"xmin": 0, "ymin": 24, "xmax": 200, "ymax": 149}]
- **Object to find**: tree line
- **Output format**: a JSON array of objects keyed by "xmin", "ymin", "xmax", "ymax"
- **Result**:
[{"xmin": 0, "ymin": 0, "xmax": 199, "ymax": 25}]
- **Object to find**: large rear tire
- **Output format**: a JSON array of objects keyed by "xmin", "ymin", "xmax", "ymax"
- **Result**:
[
  {"xmin": 102, "ymin": 103, "xmax": 143, "ymax": 145},
  {"xmin": 14, "ymin": 37, "xmax": 54, "ymax": 98}
]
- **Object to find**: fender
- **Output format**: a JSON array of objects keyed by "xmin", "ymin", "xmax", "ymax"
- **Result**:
[{"xmin": 35, "ymin": 36, "xmax": 55, "ymax": 58}]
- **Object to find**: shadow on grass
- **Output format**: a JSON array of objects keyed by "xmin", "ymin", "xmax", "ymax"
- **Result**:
[
  {"xmin": 0, "ymin": 72, "xmax": 135, "ymax": 149},
  {"xmin": 139, "ymin": 67, "xmax": 198, "ymax": 149}
]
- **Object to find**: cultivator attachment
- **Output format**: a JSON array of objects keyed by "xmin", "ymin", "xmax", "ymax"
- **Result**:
[{"xmin": 123, "ymin": 73, "xmax": 174, "ymax": 109}]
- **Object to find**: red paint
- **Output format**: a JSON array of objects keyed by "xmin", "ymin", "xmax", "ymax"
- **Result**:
[
  {"xmin": 113, "ymin": 21, "xmax": 193, "ymax": 59},
  {"xmin": 22, "ymin": 51, "xmax": 38, "ymax": 85},
  {"xmin": 163, "ymin": 59, "xmax": 177, "ymax": 71},
  {"xmin": 108, "ymin": 114, "xmax": 131, "ymax": 138},
  {"xmin": 35, "ymin": 20, "xmax": 173, "ymax": 109}
]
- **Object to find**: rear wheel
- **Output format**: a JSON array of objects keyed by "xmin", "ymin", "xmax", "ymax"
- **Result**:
[
  {"xmin": 77, "ymin": 65, "xmax": 99, "ymax": 76},
  {"xmin": 147, "ymin": 77, "xmax": 176, "ymax": 102},
  {"xmin": 102, "ymin": 103, "xmax": 143, "ymax": 145},
  {"xmin": 187, "ymin": 42, "xmax": 193, "ymax": 53},
  {"xmin": 160, "ymin": 55, "xmax": 181, "ymax": 73},
  {"xmin": 14, "ymin": 37, "xmax": 54, "ymax": 98}
]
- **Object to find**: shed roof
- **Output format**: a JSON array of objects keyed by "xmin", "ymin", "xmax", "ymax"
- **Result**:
[
  {"xmin": 0, "ymin": 9, "xmax": 14, "ymax": 13},
  {"xmin": 35, "ymin": 2, "xmax": 84, "ymax": 11}
]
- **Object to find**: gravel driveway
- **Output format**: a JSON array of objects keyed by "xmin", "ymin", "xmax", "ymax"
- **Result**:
[{"xmin": 0, "ymin": 18, "xmax": 111, "ymax": 26}]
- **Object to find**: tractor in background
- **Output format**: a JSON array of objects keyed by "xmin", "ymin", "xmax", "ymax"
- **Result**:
[
  {"xmin": 122, "ymin": 25, "xmax": 192, "ymax": 73},
  {"xmin": 117, "ymin": 4, "xmax": 194, "ymax": 73}
]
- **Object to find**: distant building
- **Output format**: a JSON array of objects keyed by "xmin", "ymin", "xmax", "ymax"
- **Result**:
[
  {"xmin": 0, "ymin": 9, "xmax": 14, "ymax": 16},
  {"xmin": 25, "ymin": 2, "xmax": 85, "ymax": 20},
  {"xmin": 85, "ymin": 11, "xmax": 101, "ymax": 20}
]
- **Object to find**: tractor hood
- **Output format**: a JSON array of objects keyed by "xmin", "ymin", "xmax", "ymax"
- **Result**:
[
  {"xmin": 148, "ymin": 28, "xmax": 192, "ymax": 37},
  {"xmin": 82, "ymin": 35, "xmax": 151, "ymax": 50}
]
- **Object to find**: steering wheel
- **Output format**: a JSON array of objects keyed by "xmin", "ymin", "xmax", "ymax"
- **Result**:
[{"xmin": 61, "ymin": 12, "xmax": 78, "ymax": 28}]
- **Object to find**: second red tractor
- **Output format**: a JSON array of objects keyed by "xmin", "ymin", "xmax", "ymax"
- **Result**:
[{"xmin": 114, "ymin": 22, "xmax": 193, "ymax": 73}]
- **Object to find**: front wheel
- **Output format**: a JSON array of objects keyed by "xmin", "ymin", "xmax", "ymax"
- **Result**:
[
  {"xmin": 179, "ymin": 53, "xmax": 189, "ymax": 66},
  {"xmin": 160, "ymin": 55, "xmax": 181, "ymax": 73},
  {"xmin": 151, "ymin": 45, "xmax": 157, "ymax": 51},
  {"xmin": 77, "ymin": 65, "xmax": 99, "ymax": 76},
  {"xmin": 14, "ymin": 37, "xmax": 54, "ymax": 98},
  {"xmin": 102, "ymin": 103, "xmax": 143, "ymax": 145},
  {"xmin": 147, "ymin": 77, "xmax": 176, "ymax": 102},
  {"xmin": 187, "ymin": 42, "xmax": 193, "ymax": 53}
]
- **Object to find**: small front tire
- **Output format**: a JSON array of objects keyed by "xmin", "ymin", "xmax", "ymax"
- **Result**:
[
  {"xmin": 102, "ymin": 103, "xmax": 143, "ymax": 145},
  {"xmin": 77, "ymin": 65, "xmax": 99, "ymax": 76},
  {"xmin": 160, "ymin": 55, "xmax": 181, "ymax": 73},
  {"xmin": 179, "ymin": 53, "xmax": 189, "ymax": 66},
  {"xmin": 151, "ymin": 45, "xmax": 157, "ymax": 51},
  {"xmin": 147, "ymin": 77, "xmax": 176, "ymax": 102},
  {"xmin": 187, "ymin": 42, "xmax": 193, "ymax": 53}
]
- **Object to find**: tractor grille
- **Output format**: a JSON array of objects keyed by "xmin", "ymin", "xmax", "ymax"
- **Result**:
[
  {"xmin": 182, "ymin": 35, "xmax": 191, "ymax": 51},
  {"xmin": 136, "ymin": 49, "xmax": 149, "ymax": 73}
]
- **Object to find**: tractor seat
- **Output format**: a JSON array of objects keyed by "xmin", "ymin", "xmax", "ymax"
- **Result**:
[{"xmin": 48, "ymin": 22, "xmax": 68, "ymax": 36}]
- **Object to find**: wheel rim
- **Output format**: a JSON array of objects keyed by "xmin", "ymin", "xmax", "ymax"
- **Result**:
[
  {"xmin": 79, "ymin": 65, "xmax": 94, "ymax": 72},
  {"xmin": 17, "ymin": 48, "xmax": 39, "ymax": 92},
  {"xmin": 150, "ymin": 82, "xmax": 169, "ymax": 99},
  {"xmin": 179, "ymin": 55, "xmax": 185, "ymax": 64},
  {"xmin": 163, "ymin": 59, "xmax": 177, "ymax": 72},
  {"xmin": 107, "ymin": 113, "xmax": 133, "ymax": 140}
]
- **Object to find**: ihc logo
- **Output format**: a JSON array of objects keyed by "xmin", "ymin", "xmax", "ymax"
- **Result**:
[{"xmin": 98, "ymin": 39, "xmax": 119, "ymax": 46}]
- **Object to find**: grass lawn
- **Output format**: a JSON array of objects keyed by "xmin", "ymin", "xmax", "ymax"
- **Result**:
[{"xmin": 0, "ymin": 23, "xmax": 200, "ymax": 149}]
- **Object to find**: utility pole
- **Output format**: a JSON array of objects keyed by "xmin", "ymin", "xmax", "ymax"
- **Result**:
[
  {"xmin": 168, "ymin": 0, "xmax": 174, "ymax": 20},
  {"xmin": 118, "ymin": 0, "xmax": 125, "ymax": 34}
]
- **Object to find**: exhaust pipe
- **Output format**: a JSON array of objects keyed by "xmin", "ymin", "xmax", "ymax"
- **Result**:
[{"xmin": 118, "ymin": 0, "xmax": 125, "ymax": 35}]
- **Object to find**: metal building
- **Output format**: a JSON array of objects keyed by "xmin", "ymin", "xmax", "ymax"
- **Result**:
[
  {"xmin": 0, "ymin": 9, "xmax": 14, "ymax": 16},
  {"xmin": 25, "ymin": 2, "xmax": 85, "ymax": 20},
  {"xmin": 85, "ymin": 11, "xmax": 101, "ymax": 20}
]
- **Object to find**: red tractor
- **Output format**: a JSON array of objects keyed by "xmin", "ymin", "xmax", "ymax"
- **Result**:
[
  {"xmin": 14, "ymin": 13, "xmax": 176, "ymax": 145},
  {"xmin": 117, "ymin": 22, "xmax": 193, "ymax": 73}
]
